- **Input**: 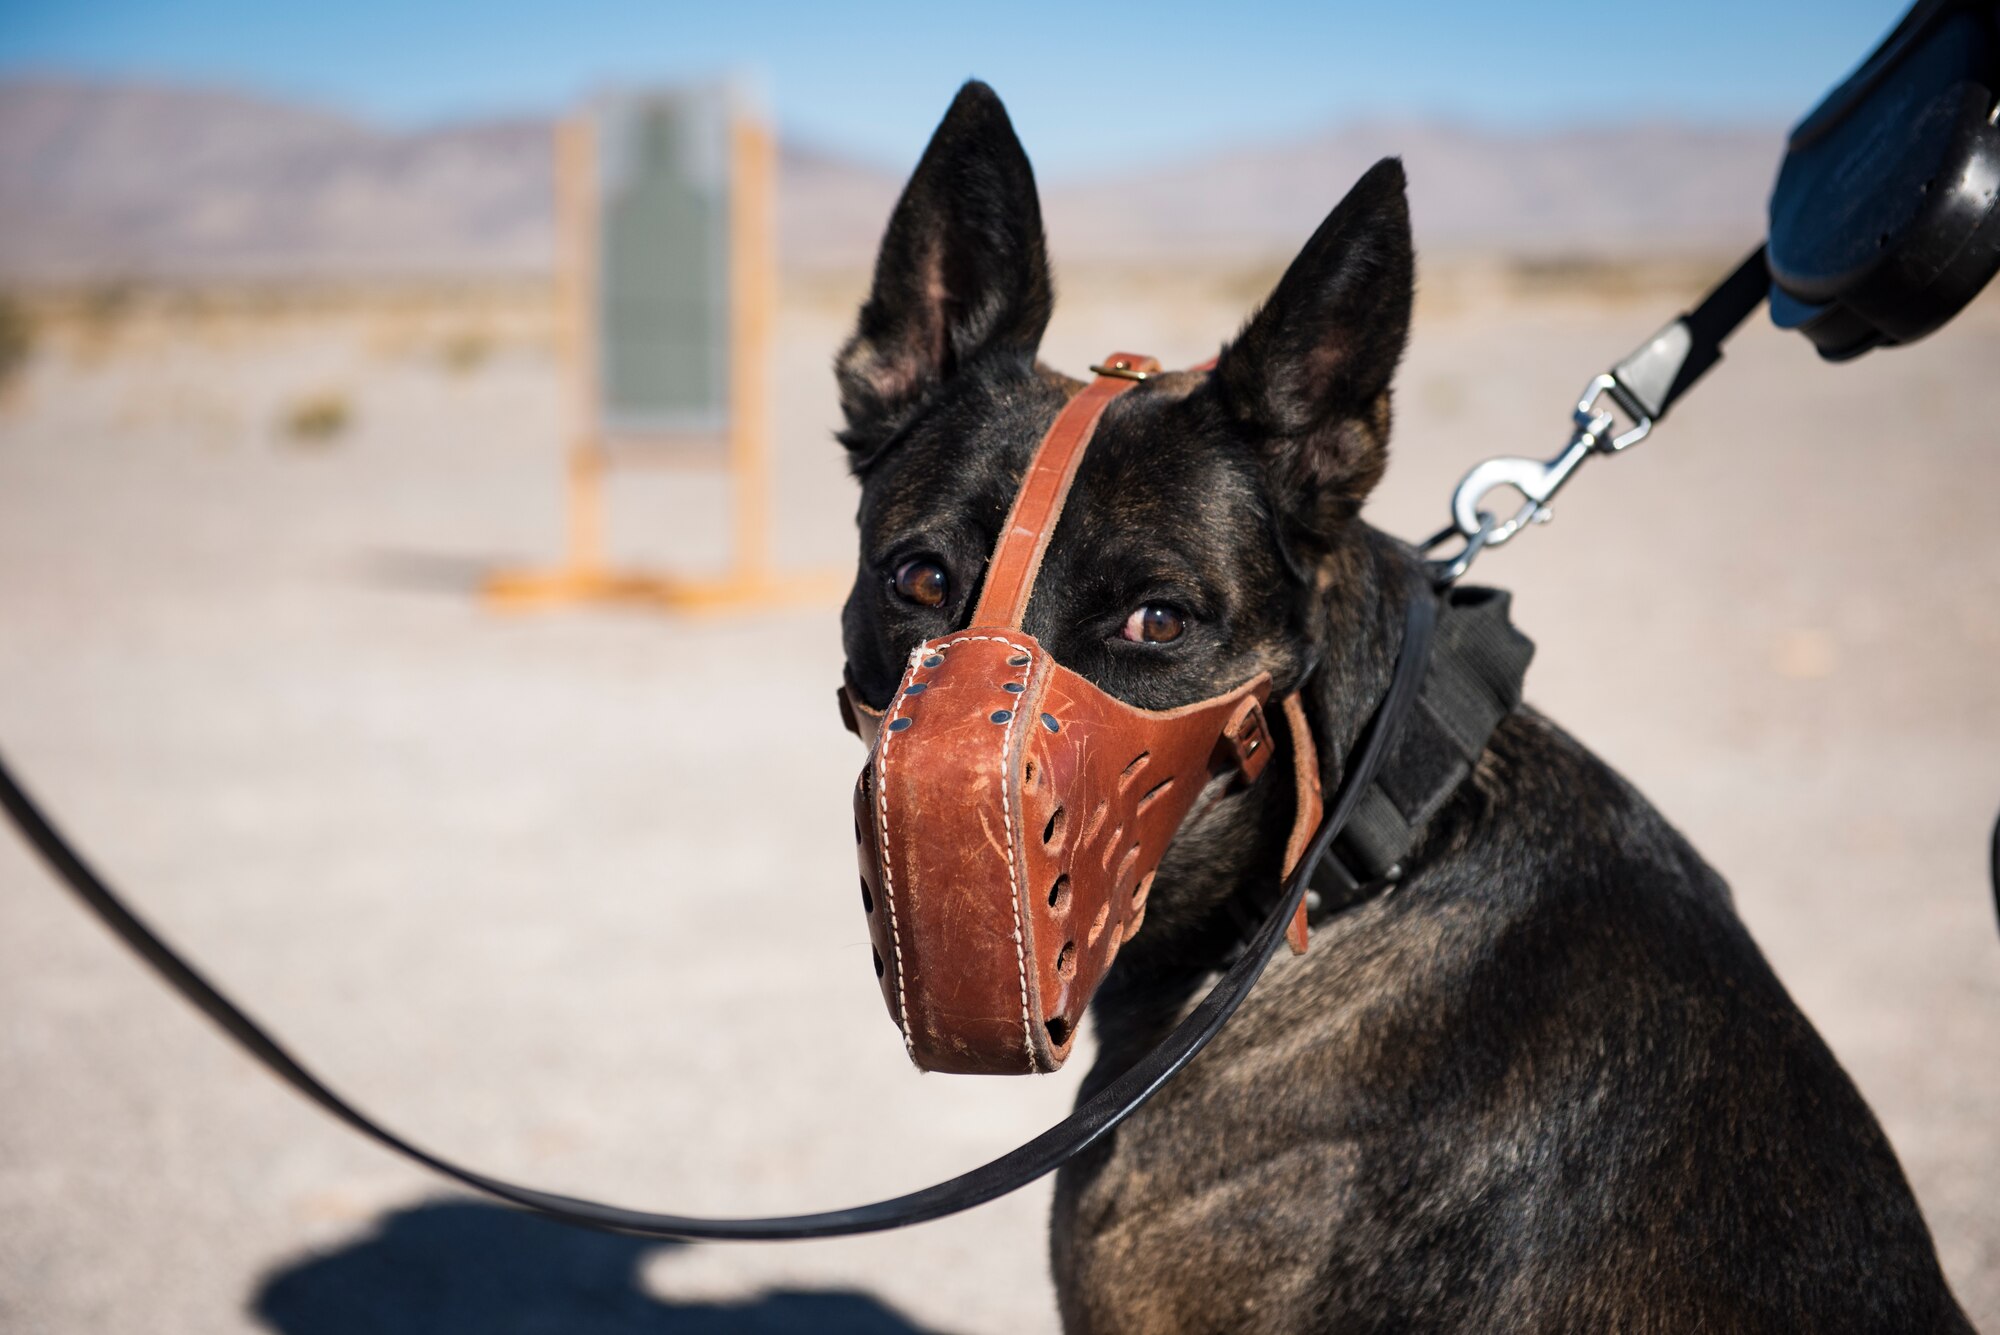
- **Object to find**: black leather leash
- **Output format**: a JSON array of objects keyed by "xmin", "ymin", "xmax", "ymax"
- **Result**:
[
  {"xmin": 0, "ymin": 584, "xmax": 1437, "ymax": 1241},
  {"xmin": 1991, "ymin": 809, "xmax": 2000, "ymax": 940},
  {"xmin": 1610, "ymin": 246, "xmax": 1771, "ymax": 424}
]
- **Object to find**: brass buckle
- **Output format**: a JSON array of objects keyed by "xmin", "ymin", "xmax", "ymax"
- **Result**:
[{"xmin": 1090, "ymin": 358, "xmax": 1155, "ymax": 381}]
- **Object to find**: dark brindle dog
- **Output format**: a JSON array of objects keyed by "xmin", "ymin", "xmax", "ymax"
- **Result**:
[{"xmin": 835, "ymin": 83, "xmax": 1971, "ymax": 1333}]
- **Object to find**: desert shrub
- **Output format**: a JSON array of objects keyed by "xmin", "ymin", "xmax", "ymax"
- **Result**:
[
  {"xmin": 0, "ymin": 295, "xmax": 31, "ymax": 389},
  {"xmin": 281, "ymin": 391, "xmax": 352, "ymax": 446},
  {"xmin": 440, "ymin": 328, "xmax": 492, "ymax": 375}
]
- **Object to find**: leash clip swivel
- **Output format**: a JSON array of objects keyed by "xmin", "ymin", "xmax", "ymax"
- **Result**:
[{"xmin": 1425, "ymin": 372, "xmax": 1653, "ymax": 585}]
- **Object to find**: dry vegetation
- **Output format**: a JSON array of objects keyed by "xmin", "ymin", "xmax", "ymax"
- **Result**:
[
  {"xmin": 0, "ymin": 293, "xmax": 34, "ymax": 391},
  {"xmin": 279, "ymin": 390, "xmax": 352, "ymax": 445}
]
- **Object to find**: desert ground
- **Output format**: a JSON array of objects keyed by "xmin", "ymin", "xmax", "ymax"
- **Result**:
[{"xmin": 2, "ymin": 262, "xmax": 1997, "ymax": 1332}]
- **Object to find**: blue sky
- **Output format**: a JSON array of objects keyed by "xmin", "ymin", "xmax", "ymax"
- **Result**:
[{"xmin": 0, "ymin": 0, "xmax": 1905, "ymax": 176}]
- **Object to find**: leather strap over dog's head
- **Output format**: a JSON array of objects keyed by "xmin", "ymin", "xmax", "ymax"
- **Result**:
[
  {"xmin": 973, "ymin": 353, "xmax": 1158, "ymax": 626},
  {"xmin": 844, "ymin": 353, "xmax": 1321, "ymax": 1074}
]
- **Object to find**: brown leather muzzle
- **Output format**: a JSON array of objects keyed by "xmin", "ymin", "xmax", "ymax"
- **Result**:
[{"xmin": 839, "ymin": 354, "xmax": 1321, "ymax": 1074}]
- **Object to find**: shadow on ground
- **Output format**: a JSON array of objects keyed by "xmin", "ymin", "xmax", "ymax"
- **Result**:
[{"xmin": 252, "ymin": 1200, "xmax": 951, "ymax": 1335}]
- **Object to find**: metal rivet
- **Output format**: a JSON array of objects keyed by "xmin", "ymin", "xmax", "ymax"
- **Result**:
[
  {"xmin": 1007, "ymin": 653, "xmax": 1031, "ymax": 666},
  {"xmin": 903, "ymin": 682, "xmax": 927, "ymax": 695},
  {"xmin": 1041, "ymin": 713, "xmax": 1060, "ymax": 732},
  {"xmin": 1002, "ymin": 682, "xmax": 1024, "ymax": 694},
  {"xmin": 923, "ymin": 655, "xmax": 944, "ymax": 668},
  {"xmin": 888, "ymin": 718, "xmax": 913, "ymax": 732},
  {"xmin": 990, "ymin": 710, "xmax": 1013, "ymax": 724}
]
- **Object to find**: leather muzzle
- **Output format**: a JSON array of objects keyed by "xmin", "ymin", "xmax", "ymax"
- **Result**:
[{"xmin": 840, "ymin": 354, "xmax": 1320, "ymax": 1074}]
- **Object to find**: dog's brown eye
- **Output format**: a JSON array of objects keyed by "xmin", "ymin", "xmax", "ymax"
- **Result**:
[
  {"xmin": 892, "ymin": 558, "xmax": 949, "ymax": 608},
  {"xmin": 1121, "ymin": 604, "xmax": 1185, "ymax": 644}
]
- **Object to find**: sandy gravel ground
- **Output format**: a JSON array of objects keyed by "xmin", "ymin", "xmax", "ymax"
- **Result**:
[{"xmin": 2, "ymin": 268, "xmax": 1997, "ymax": 1333}]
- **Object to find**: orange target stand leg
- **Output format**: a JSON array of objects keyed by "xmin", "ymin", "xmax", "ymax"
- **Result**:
[{"xmin": 486, "ymin": 108, "xmax": 842, "ymax": 614}]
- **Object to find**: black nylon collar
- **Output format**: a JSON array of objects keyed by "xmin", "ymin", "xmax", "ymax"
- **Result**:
[
  {"xmin": 1213, "ymin": 584, "xmax": 1528, "ymax": 950},
  {"xmin": 1222, "ymin": 585, "xmax": 1529, "ymax": 932},
  {"xmin": 1309, "ymin": 584, "xmax": 1532, "ymax": 919}
]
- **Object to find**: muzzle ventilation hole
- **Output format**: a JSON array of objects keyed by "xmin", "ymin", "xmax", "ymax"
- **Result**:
[
  {"xmin": 1137, "ymin": 776, "xmax": 1175, "ymax": 812},
  {"xmin": 1042, "ymin": 806, "xmax": 1066, "ymax": 849},
  {"xmin": 1056, "ymin": 940, "xmax": 1077, "ymax": 979},
  {"xmin": 872, "ymin": 947, "xmax": 885, "ymax": 979},
  {"xmin": 1117, "ymin": 752, "xmax": 1151, "ymax": 790},
  {"xmin": 1045, "ymin": 1014, "xmax": 1071, "ymax": 1046},
  {"xmin": 1048, "ymin": 873, "xmax": 1071, "ymax": 913},
  {"xmin": 860, "ymin": 875, "xmax": 873, "ymax": 915},
  {"xmin": 1008, "ymin": 653, "xmax": 1031, "ymax": 667}
]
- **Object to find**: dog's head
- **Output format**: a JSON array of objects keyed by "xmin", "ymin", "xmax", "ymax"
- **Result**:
[{"xmin": 837, "ymin": 82, "xmax": 1414, "ymax": 1069}]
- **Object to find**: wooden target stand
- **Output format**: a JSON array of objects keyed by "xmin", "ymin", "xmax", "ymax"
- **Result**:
[{"xmin": 486, "ymin": 109, "xmax": 840, "ymax": 613}]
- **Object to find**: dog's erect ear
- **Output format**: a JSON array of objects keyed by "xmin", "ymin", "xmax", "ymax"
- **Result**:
[
  {"xmin": 1216, "ymin": 158, "xmax": 1413, "ymax": 529},
  {"xmin": 836, "ymin": 82, "xmax": 1053, "ymax": 463}
]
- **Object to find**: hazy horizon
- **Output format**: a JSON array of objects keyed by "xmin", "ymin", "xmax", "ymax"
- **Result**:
[
  {"xmin": 0, "ymin": 74, "xmax": 1789, "ymax": 282},
  {"xmin": 0, "ymin": 66, "xmax": 1801, "ymax": 177},
  {"xmin": 0, "ymin": 0, "xmax": 1901, "ymax": 178}
]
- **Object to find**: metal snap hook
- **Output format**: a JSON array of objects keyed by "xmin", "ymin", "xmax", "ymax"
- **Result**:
[
  {"xmin": 1426, "ymin": 372, "xmax": 1655, "ymax": 584},
  {"xmin": 1449, "ymin": 435, "xmax": 1594, "ymax": 549}
]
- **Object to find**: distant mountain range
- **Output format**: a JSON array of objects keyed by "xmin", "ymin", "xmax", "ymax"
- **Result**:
[{"xmin": 0, "ymin": 78, "xmax": 1785, "ymax": 282}]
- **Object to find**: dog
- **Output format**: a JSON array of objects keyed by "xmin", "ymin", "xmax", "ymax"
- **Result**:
[{"xmin": 834, "ymin": 82, "xmax": 1971, "ymax": 1333}]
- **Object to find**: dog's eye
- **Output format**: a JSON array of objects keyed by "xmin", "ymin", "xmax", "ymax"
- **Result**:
[
  {"xmin": 1120, "ymin": 604, "xmax": 1185, "ymax": 644},
  {"xmin": 892, "ymin": 558, "xmax": 949, "ymax": 609}
]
